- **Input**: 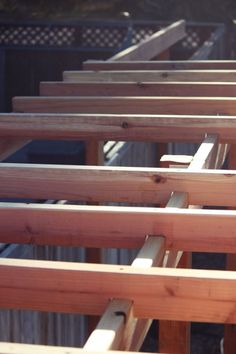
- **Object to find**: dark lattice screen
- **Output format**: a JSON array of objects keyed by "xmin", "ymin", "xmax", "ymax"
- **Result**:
[{"xmin": 0, "ymin": 21, "xmax": 214, "ymax": 51}]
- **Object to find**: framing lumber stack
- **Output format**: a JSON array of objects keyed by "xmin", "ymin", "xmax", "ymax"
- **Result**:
[{"xmin": 1, "ymin": 19, "xmax": 236, "ymax": 354}]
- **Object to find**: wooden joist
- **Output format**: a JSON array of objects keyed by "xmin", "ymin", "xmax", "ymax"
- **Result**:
[
  {"xmin": 40, "ymin": 81, "xmax": 236, "ymax": 97},
  {"xmin": 63, "ymin": 70, "xmax": 236, "ymax": 82},
  {"xmin": 83, "ymin": 60, "xmax": 236, "ymax": 71},
  {"xmin": 13, "ymin": 96, "xmax": 236, "ymax": 115},
  {"xmin": 2, "ymin": 113, "xmax": 236, "ymax": 143},
  {"xmin": 0, "ymin": 342, "xmax": 162, "ymax": 354},
  {"xmin": 0, "ymin": 203, "xmax": 236, "ymax": 252},
  {"xmin": 2, "ymin": 258, "xmax": 236, "ymax": 323},
  {"xmin": 108, "ymin": 20, "xmax": 186, "ymax": 61},
  {"xmin": 0, "ymin": 164, "xmax": 235, "ymax": 206}
]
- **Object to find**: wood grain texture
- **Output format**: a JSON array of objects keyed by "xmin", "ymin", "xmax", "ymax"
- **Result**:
[
  {"xmin": 83, "ymin": 60, "xmax": 236, "ymax": 71},
  {"xmin": 2, "ymin": 113, "xmax": 236, "ymax": 143},
  {"xmin": 0, "ymin": 164, "xmax": 235, "ymax": 206},
  {"xmin": 108, "ymin": 20, "xmax": 186, "ymax": 61},
  {"xmin": 0, "ymin": 342, "xmax": 162, "ymax": 354},
  {"xmin": 13, "ymin": 96, "xmax": 236, "ymax": 116},
  {"xmin": 85, "ymin": 237, "xmax": 165, "ymax": 351},
  {"xmin": 40, "ymin": 81, "xmax": 236, "ymax": 98},
  {"xmin": 63, "ymin": 70, "xmax": 236, "ymax": 83},
  {"xmin": 0, "ymin": 203, "xmax": 236, "ymax": 252},
  {"xmin": 1, "ymin": 259, "xmax": 236, "ymax": 323}
]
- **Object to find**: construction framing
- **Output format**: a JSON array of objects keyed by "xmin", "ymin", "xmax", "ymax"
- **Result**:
[{"xmin": 1, "ymin": 19, "xmax": 236, "ymax": 354}]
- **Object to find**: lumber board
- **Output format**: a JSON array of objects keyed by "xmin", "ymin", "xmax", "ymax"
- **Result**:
[
  {"xmin": 2, "ymin": 113, "xmax": 236, "ymax": 143},
  {"xmin": 0, "ymin": 342, "xmax": 161, "ymax": 354},
  {"xmin": 0, "ymin": 164, "xmax": 235, "ymax": 206},
  {"xmin": 84, "ymin": 299, "xmax": 134, "ymax": 351},
  {"xmin": 2, "ymin": 258, "xmax": 236, "ymax": 323},
  {"xmin": 63, "ymin": 70, "xmax": 236, "ymax": 83},
  {"xmin": 40, "ymin": 81, "xmax": 236, "ymax": 97},
  {"xmin": 83, "ymin": 60, "xmax": 236, "ymax": 71},
  {"xmin": 159, "ymin": 135, "xmax": 218, "ymax": 354},
  {"xmin": 0, "ymin": 203, "xmax": 236, "ymax": 252},
  {"xmin": 85, "ymin": 237, "xmax": 165, "ymax": 351},
  {"xmin": 12, "ymin": 96, "xmax": 236, "ymax": 115},
  {"xmin": 108, "ymin": 20, "xmax": 186, "ymax": 61}
]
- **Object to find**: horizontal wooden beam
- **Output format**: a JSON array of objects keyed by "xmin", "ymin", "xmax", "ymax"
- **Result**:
[
  {"xmin": 12, "ymin": 96, "xmax": 236, "ymax": 115},
  {"xmin": 0, "ymin": 203, "xmax": 236, "ymax": 252},
  {"xmin": 63, "ymin": 70, "xmax": 236, "ymax": 82},
  {"xmin": 1, "ymin": 113, "xmax": 236, "ymax": 143},
  {"xmin": 83, "ymin": 60, "xmax": 236, "ymax": 71},
  {"xmin": 0, "ymin": 163, "xmax": 235, "ymax": 206},
  {"xmin": 40, "ymin": 81, "xmax": 236, "ymax": 97},
  {"xmin": 108, "ymin": 20, "xmax": 186, "ymax": 61},
  {"xmin": 1, "ymin": 258, "xmax": 236, "ymax": 323},
  {"xmin": 0, "ymin": 342, "xmax": 161, "ymax": 354}
]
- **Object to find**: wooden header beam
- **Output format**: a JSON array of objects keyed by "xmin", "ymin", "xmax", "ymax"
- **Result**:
[
  {"xmin": 108, "ymin": 20, "xmax": 186, "ymax": 61},
  {"xmin": 63, "ymin": 70, "xmax": 236, "ymax": 82},
  {"xmin": 0, "ymin": 164, "xmax": 235, "ymax": 207},
  {"xmin": 12, "ymin": 96, "xmax": 236, "ymax": 115},
  {"xmin": 83, "ymin": 60, "xmax": 236, "ymax": 71},
  {"xmin": 1, "ymin": 113, "xmax": 236, "ymax": 143},
  {"xmin": 0, "ymin": 342, "xmax": 163, "ymax": 354},
  {"xmin": 0, "ymin": 203, "xmax": 236, "ymax": 252},
  {"xmin": 40, "ymin": 81, "xmax": 236, "ymax": 97},
  {"xmin": 1, "ymin": 258, "xmax": 236, "ymax": 323}
]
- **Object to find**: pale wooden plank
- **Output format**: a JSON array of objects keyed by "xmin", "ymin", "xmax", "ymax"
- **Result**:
[
  {"xmin": 0, "ymin": 342, "xmax": 163, "ymax": 354},
  {"xmin": 108, "ymin": 20, "xmax": 186, "ymax": 61},
  {"xmin": 63, "ymin": 70, "xmax": 236, "ymax": 83},
  {"xmin": 0, "ymin": 203, "xmax": 236, "ymax": 252},
  {"xmin": 2, "ymin": 113, "xmax": 236, "ymax": 143},
  {"xmin": 83, "ymin": 60, "xmax": 236, "ymax": 71},
  {"xmin": 159, "ymin": 135, "xmax": 218, "ymax": 354},
  {"xmin": 1, "ymin": 259, "xmax": 236, "ymax": 323},
  {"xmin": 160, "ymin": 155, "xmax": 192, "ymax": 168},
  {"xmin": 84, "ymin": 299, "xmax": 134, "ymax": 351},
  {"xmin": 1, "ymin": 163, "xmax": 236, "ymax": 206},
  {"xmin": 13, "ymin": 96, "xmax": 236, "ymax": 116},
  {"xmin": 188, "ymin": 134, "xmax": 218, "ymax": 170},
  {"xmin": 40, "ymin": 81, "xmax": 236, "ymax": 97},
  {"xmin": 128, "ymin": 237, "xmax": 165, "ymax": 351},
  {"xmin": 85, "ymin": 237, "xmax": 165, "ymax": 351}
]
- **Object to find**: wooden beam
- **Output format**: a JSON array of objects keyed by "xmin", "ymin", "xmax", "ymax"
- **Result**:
[
  {"xmin": 0, "ymin": 342, "xmax": 163, "ymax": 354},
  {"xmin": 0, "ymin": 203, "xmax": 236, "ymax": 252},
  {"xmin": 13, "ymin": 96, "xmax": 236, "ymax": 115},
  {"xmin": 2, "ymin": 113, "xmax": 236, "ymax": 143},
  {"xmin": 159, "ymin": 135, "xmax": 218, "ymax": 354},
  {"xmin": 84, "ymin": 299, "xmax": 134, "ymax": 351},
  {"xmin": 108, "ymin": 20, "xmax": 186, "ymax": 61},
  {"xmin": 83, "ymin": 60, "xmax": 236, "ymax": 71},
  {"xmin": 160, "ymin": 155, "xmax": 192, "ymax": 168},
  {"xmin": 84, "ymin": 237, "xmax": 165, "ymax": 351},
  {"xmin": 1, "ymin": 258, "xmax": 236, "ymax": 323},
  {"xmin": 63, "ymin": 70, "xmax": 236, "ymax": 83},
  {"xmin": 0, "ymin": 163, "xmax": 236, "ymax": 206},
  {"xmin": 40, "ymin": 81, "xmax": 236, "ymax": 97}
]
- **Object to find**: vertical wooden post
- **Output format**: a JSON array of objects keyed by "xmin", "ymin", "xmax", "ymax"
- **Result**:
[
  {"xmin": 159, "ymin": 252, "xmax": 191, "ymax": 354},
  {"xmin": 158, "ymin": 157, "xmax": 190, "ymax": 354},
  {"xmin": 224, "ymin": 144, "xmax": 236, "ymax": 354},
  {"xmin": 85, "ymin": 140, "xmax": 104, "ymax": 334}
]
